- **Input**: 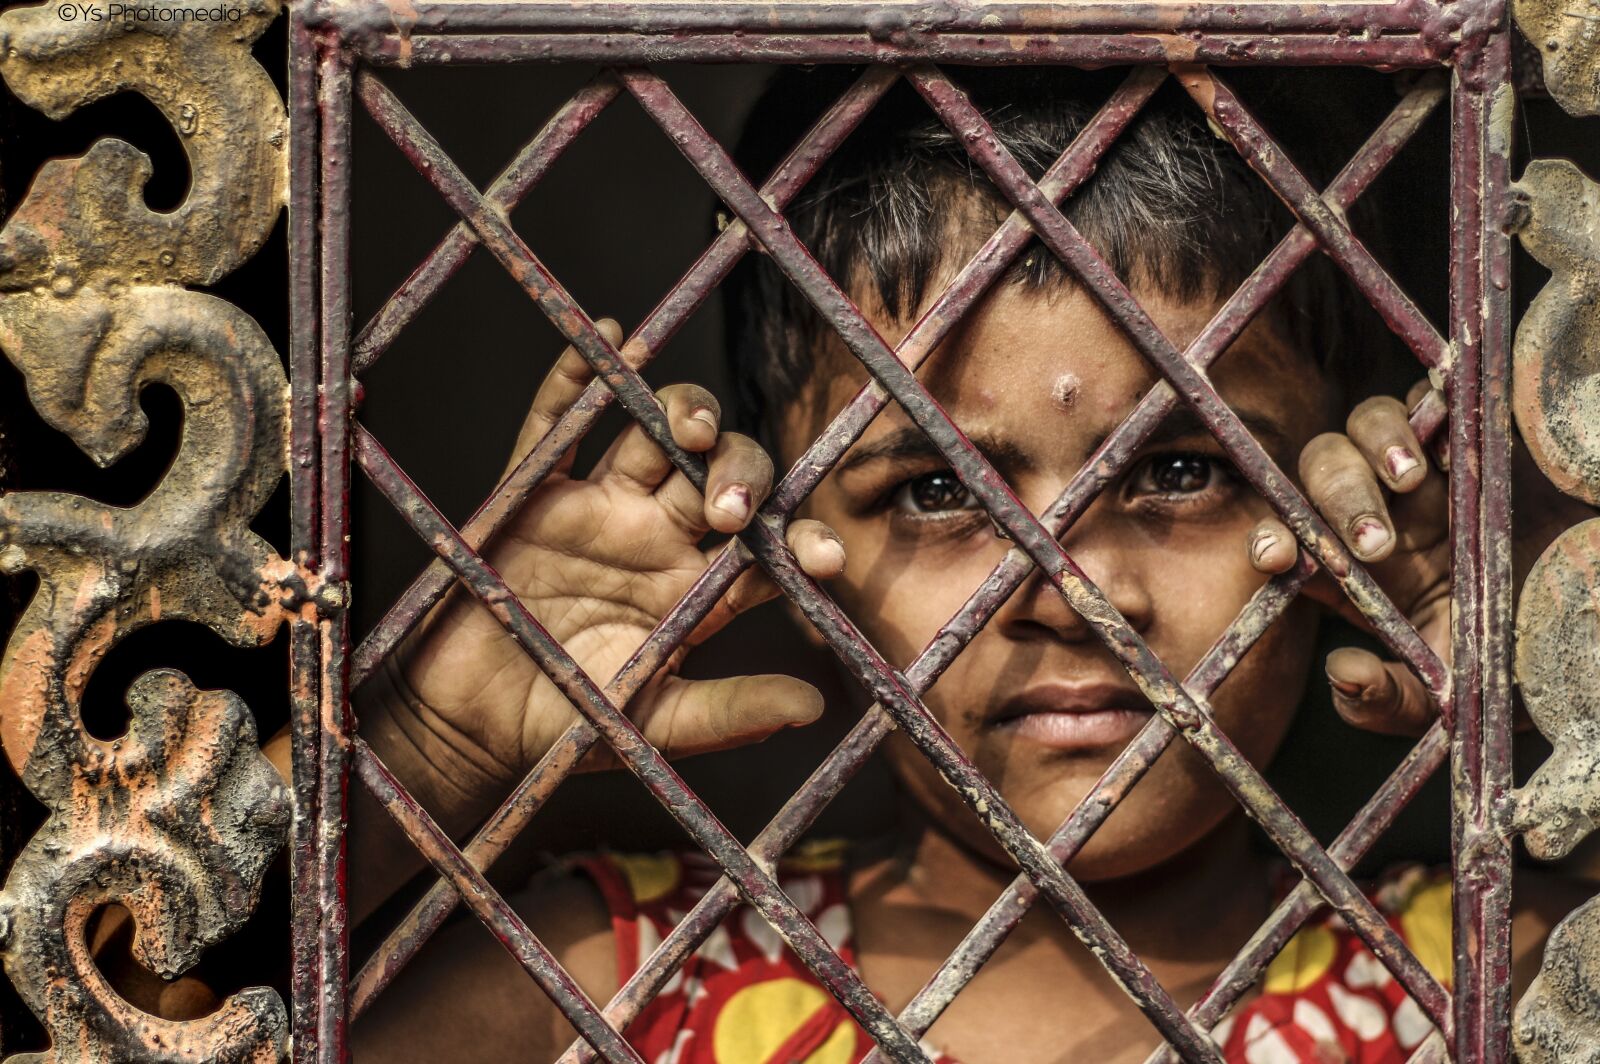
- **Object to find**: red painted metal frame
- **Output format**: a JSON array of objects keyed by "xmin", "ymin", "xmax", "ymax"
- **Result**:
[{"xmin": 287, "ymin": 1, "xmax": 1515, "ymax": 1060}]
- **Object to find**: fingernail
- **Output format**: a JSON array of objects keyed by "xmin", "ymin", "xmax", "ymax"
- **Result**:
[
  {"xmin": 1327, "ymin": 673, "xmax": 1364, "ymax": 698},
  {"xmin": 1384, "ymin": 445, "xmax": 1419, "ymax": 482},
  {"xmin": 1351, "ymin": 518, "xmax": 1390, "ymax": 557},
  {"xmin": 1250, "ymin": 530, "xmax": 1278, "ymax": 565},
  {"xmin": 712, "ymin": 483, "xmax": 751, "ymax": 523},
  {"xmin": 690, "ymin": 407, "xmax": 718, "ymax": 434},
  {"xmin": 815, "ymin": 533, "xmax": 847, "ymax": 573}
]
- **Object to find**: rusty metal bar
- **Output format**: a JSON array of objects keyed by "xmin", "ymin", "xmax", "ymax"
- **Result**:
[
  {"xmin": 352, "ymin": 66, "xmax": 1168, "ymax": 1023},
  {"xmin": 1449, "ymin": 22, "xmax": 1517, "ymax": 1064},
  {"xmin": 314, "ymin": 39, "xmax": 354, "ymax": 1064},
  {"xmin": 579, "ymin": 400, "xmax": 1443, "ymax": 1064},
  {"xmin": 857, "ymin": 560, "xmax": 1321, "ymax": 1063},
  {"xmin": 288, "ymin": 8, "xmax": 325, "ymax": 1058},
  {"xmin": 347, "ymin": 65, "xmax": 899, "ymax": 691},
  {"xmin": 351, "ymin": 424, "xmax": 938, "ymax": 1061},
  {"xmin": 905, "ymin": 66, "xmax": 1450, "ymax": 705},
  {"xmin": 307, "ymin": 0, "xmax": 1457, "ymax": 36},
  {"xmin": 347, "ymin": 540, "xmax": 753, "ymax": 1016},
  {"xmin": 355, "ymin": 68, "xmax": 1235, "ymax": 1059},
  {"xmin": 359, "ymin": 32, "xmax": 1452, "ymax": 68},
  {"xmin": 1175, "ymin": 67, "xmax": 1451, "ymax": 373},
  {"xmin": 857, "ymin": 73, "xmax": 1452, "ymax": 1051},
  {"xmin": 1147, "ymin": 723, "xmax": 1452, "ymax": 1064},
  {"xmin": 882, "ymin": 372, "xmax": 1455, "ymax": 1056},
  {"xmin": 623, "ymin": 65, "xmax": 1452, "ymax": 1035},
  {"xmin": 350, "ymin": 740, "xmax": 647, "ymax": 1064},
  {"xmin": 351, "ymin": 72, "xmax": 623, "ymax": 374}
]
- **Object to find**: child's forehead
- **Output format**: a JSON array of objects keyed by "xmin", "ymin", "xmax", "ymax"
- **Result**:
[
  {"xmin": 780, "ymin": 281, "xmax": 1344, "ymax": 460},
  {"xmin": 804, "ymin": 280, "xmax": 1328, "ymax": 414}
]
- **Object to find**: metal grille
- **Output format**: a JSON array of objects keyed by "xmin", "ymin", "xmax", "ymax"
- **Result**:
[
  {"xmin": 276, "ymin": 3, "xmax": 1519, "ymax": 1061},
  {"xmin": 281, "ymin": 4, "xmax": 1516, "ymax": 1056}
]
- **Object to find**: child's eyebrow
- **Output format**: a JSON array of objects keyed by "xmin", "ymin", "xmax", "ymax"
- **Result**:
[
  {"xmin": 838, "ymin": 407, "xmax": 1289, "ymax": 477},
  {"xmin": 1129, "ymin": 407, "xmax": 1290, "ymax": 458},
  {"xmin": 837, "ymin": 427, "xmax": 1030, "ymax": 476}
]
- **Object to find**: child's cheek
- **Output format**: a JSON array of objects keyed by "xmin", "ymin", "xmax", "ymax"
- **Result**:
[{"xmin": 840, "ymin": 532, "xmax": 1011, "ymax": 663}]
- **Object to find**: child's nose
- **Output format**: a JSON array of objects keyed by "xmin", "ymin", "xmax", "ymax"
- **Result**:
[{"xmin": 998, "ymin": 525, "xmax": 1156, "ymax": 645}]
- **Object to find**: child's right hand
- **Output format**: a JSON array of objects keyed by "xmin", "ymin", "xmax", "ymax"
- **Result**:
[{"xmin": 375, "ymin": 320, "xmax": 845, "ymax": 814}]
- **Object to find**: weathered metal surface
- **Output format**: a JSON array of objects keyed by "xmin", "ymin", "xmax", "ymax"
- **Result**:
[
  {"xmin": 1507, "ymin": 87, "xmax": 1600, "ymax": 1059},
  {"xmin": 1449, "ymin": 34, "xmax": 1518, "ymax": 1063},
  {"xmin": 0, "ymin": 0, "xmax": 292, "ymax": 1060},
  {"xmin": 1512, "ymin": 0, "xmax": 1600, "ymax": 117},
  {"xmin": 1511, "ymin": 159, "xmax": 1600, "ymax": 507},
  {"xmin": 1509, "ymin": 522, "xmax": 1600, "ymax": 859},
  {"xmin": 287, "ymin": 2, "xmax": 1519, "ymax": 1060},
  {"xmin": 1505, "ymin": 0, "xmax": 1600, "ymax": 1055},
  {"xmin": 1514, "ymin": 894, "xmax": 1600, "ymax": 1063}
]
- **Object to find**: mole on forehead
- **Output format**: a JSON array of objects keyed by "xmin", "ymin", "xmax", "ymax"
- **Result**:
[{"xmin": 1051, "ymin": 372, "xmax": 1081, "ymax": 411}]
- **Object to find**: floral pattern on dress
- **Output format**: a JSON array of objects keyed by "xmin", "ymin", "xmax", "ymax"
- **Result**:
[{"xmin": 572, "ymin": 847, "xmax": 1451, "ymax": 1064}]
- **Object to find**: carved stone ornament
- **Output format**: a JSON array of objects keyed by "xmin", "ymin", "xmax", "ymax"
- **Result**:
[
  {"xmin": 1509, "ymin": 120, "xmax": 1600, "ymax": 1061},
  {"xmin": 0, "ymin": 0, "xmax": 293, "ymax": 1061}
]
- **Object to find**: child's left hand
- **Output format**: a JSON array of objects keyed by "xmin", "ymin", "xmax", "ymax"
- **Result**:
[{"xmin": 1244, "ymin": 380, "xmax": 1587, "ymax": 737}]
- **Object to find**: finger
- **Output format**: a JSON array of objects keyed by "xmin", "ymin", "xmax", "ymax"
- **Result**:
[
  {"xmin": 1346, "ymin": 395, "xmax": 1428, "ymax": 493},
  {"xmin": 1325, "ymin": 646, "xmax": 1436, "ymax": 736},
  {"xmin": 1406, "ymin": 380, "xmax": 1450, "ymax": 471},
  {"xmin": 661, "ymin": 384, "xmax": 722, "ymax": 453},
  {"xmin": 787, "ymin": 519, "xmax": 848, "ymax": 580},
  {"xmin": 1247, "ymin": 517, "xmax": 1299, "ymax": 574},
  {"xmin": 504, "ymin": 319, "xmax": 623, "ymax": 479},
  {"xmin": 686, "ymin": 561, "xmax": 781, "ymax": 647},
  {"xmin": 704, "ymin": 432, "xmax": 775, "ymax": 533},
  {"xmin": 592, "ymin": 382, "xmax": 718, "ymax": 493},
  {"xmin": 633, "ymin": 674, "xmax": 824, "ymax": 758},
  {"xmin": 1299, "ymin": 432, "xmax": 1395, "ymax": 563},
  {"xmin": 687, "ymin": 522, "xmax": 846, "ymax": 645}
]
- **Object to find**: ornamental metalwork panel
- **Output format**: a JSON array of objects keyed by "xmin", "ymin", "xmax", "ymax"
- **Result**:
[
  {"xmin": 5, "ymin": 0, "xmax": 1600, "ymax": 1061},
  {"xmin": 0, "ymin": 0, "xmax": 294, "ymax": 1060}
]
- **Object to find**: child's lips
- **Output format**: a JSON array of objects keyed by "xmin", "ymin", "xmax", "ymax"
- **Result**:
[
  {"xmin": 989, "ymin": 683, "xmax": 1153, "ymax": 751},
  {"xmin": 996, "ymin": 708, "xmax": 1153, "ymax": 750}
]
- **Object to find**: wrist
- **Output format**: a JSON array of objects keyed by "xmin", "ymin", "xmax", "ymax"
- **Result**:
[{"xmin": 356, "ymin": 654, "xmax": 509, "ymax": 835}]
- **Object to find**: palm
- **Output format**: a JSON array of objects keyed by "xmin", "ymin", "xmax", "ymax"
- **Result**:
[{"xmin": 380, "ymin": 322, "xmax": 843, "ymax": 806}]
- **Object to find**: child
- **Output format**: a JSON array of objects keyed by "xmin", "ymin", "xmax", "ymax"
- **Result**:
[{"xmin": 348, "ymin": 68, "xmax": 1584, "ymax": 1063}]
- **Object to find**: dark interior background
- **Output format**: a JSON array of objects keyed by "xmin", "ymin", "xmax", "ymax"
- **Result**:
[{"xmin": 1, "ymin": 8, "xmax": 1598, "ymax": 1048}]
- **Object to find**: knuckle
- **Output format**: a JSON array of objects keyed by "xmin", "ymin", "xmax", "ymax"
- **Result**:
[
  {"xmin": 1298, "ymin": 432, "xmax": 1357, "ymax": 484},
  {"xmin": 1345, "ymin": 396, "xmax": 1406, "ymax": 441},
  {"xmin": 1320, "ymin": 473, "xmax": 1380, "ymax": 512},
  {"xmin": 680, "ymin": 385, "xmax": 720, "ymax": 419},
  {"xmin": 725, "ymin": 434, "xmax": 775, "ymax": 479}
]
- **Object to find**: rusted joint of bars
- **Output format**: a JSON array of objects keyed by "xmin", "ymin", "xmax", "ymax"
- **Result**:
[{"xmin": 272, "ymin": 560, "xmax": 353, "ymax": 616}]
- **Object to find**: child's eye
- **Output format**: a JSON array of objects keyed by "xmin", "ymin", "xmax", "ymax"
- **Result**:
[
  {"xmin": 891, "ymin": 471, "xmax": 981, "ymax": 515},
  {"xmin": 1128, "ymin": 453, "xmax": 1235, "ymax": 497}
]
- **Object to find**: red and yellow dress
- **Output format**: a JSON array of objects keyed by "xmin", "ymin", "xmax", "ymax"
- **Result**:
[{"xmin": 573, "ymin": 844, "xmax": 1452, "ymax": 1064}]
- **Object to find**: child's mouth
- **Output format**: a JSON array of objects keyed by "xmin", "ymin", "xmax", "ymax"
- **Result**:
[{"xmin": 990, "ymin": 682, "xmax": 1153, "ymax": 751}]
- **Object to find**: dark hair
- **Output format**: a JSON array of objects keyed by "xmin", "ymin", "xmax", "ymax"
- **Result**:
[{"xmin": 723, "ymin": 66, "xmax": 1404, "ymax": 442}]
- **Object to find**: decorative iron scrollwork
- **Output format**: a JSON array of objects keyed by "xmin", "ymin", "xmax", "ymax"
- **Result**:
[
  {"xmin": 1507, "ymin": 37, "xmax": 1600, "ymax": 1060},
  {"xmin": 1513, "ymin": 0, "xmax": 1600, "ymax": 117},
  {"xmin": 0, "ymin": 0, "xmax": 292, "ymax": 1061},
  {"xmin": 1509, "ymin": 159, "xmax": 1600, "ymax": 508}
]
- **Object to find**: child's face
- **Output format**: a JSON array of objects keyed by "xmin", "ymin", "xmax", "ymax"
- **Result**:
[{"xmin": 777, "ymin": 281, "xmax": 1343, "ymax": 881}]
